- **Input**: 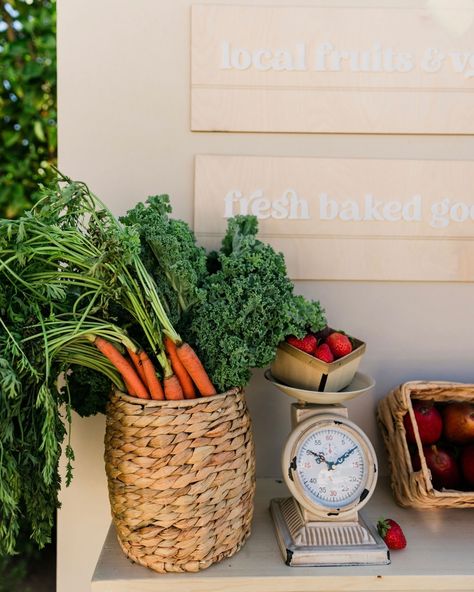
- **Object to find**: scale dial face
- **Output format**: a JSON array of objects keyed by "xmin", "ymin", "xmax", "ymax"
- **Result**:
[
  {"xmin": 296, "ymin": 426, "xmax": 367, "ymax": 508},
  {"xmin": 283, "ymin": 414, "xmax": 377, "ymax": 519}
]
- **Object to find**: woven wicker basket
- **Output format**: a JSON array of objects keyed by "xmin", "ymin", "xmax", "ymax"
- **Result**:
[
  {"xmin": 104, "ymin": 387, "xmax": 256, "ymax": 573},
  {"xmin": 377, "ymin": 380, "xmax": 474, "ymax": 509}
]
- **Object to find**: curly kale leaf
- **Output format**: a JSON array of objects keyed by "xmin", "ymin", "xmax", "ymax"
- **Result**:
[
  {"xmin": 120, "ymin": 195, "xmax": 207, "ymax": 325},
  {"xmin": 220, "ymin": 214, "xmax": 259, "ymax": 256},
  {"xmin": 63, "ymin": 365, "xmax": 111, "ymax": 417},
  {"xmin": 184, "ymin": 215, "xmax": 326, "ymax": 391},
  {"xmin": 285, "ymin": 295, "xmax": 327, "ymax": 337}
]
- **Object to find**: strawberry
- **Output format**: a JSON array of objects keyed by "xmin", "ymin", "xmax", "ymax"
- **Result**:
[
  {"xmin": 314, "ymin": 343, "xmax": 334, "ymax": 363},
  {"xmin": 325, "ymin": 332, "xmax": 352, "ymax": 359},
  {"xmin": 286, "ymin": 334, "xmax": 317, "ymax": 354},
  {"xmin": 377, "ymin": 518, "xmax": 407, "ymax": 550}
]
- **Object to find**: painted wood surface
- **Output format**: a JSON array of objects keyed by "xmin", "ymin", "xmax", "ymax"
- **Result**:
[
  {"xmin": 194, "ymin": 154, "xmax": 474, "ymax": 281},
  {"xmin": 92, "ymin": 477, "xmax": 474, "ymax": 591},
  {"xmin": 58, "ymin": 2, "xmax": 474, "ymax": 591},
  {"xmin": 191, "ymin": 4, "xmax": 474, "ymax": 133}
]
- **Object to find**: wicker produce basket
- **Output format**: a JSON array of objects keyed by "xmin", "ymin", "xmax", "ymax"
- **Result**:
[
  {"xmin": 377, "ymin": 380, "xmax": 474, "ymax": 509},
  {"xmin": 104, "ymin": 387, "xmax": 256, "ymax": 573}
]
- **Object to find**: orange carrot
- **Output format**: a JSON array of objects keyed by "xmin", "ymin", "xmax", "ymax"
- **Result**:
[
  {"xmin": 128, "ymin": 348, "xmax": 147, "ymax": 385},
  {"xmin": 123, "ymin": 376, "xmax": 136, "ymax": 397},
  {"xmin": 139, "ymin": 350, "xmax": 165, "ymax": 401},
  {"xmin": 164, "ymin": 374, "xmax": 184, "ymax": 400},
  {"xmin": 176, "ymin": 343, "xmax": 217, "ymax": 397},
  {"xmin": 164, "ymin": 336, "xmax": 196, "ymax": 399},
  {"xmin": 93, "ymin": 336, "xmax": 149, "ymax": 399}
]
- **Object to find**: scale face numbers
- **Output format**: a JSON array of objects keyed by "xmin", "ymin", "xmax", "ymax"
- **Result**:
[
  {"xmin": 296, "ymin": 427, "xmax": 367, "ymax": 509},
  {"xmin": 284, "ymin": 414, "xmax": 377, "ymax": 518}
]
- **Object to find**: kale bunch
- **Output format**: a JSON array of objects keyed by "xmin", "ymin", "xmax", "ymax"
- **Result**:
[
  {"xmin": 120, "ymin": 195, "xmax": 207, "ymax": 329},
  {"xmin": 184, "ymin": 216, "xmax": 326, "ymax": 391},
  {"xmin": 64, "ymin": 365, "xmax": 111, "ymax": 417}
]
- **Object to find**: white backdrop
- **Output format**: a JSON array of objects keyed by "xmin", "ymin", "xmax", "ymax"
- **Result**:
[{"xmin": 57, "ymin": 1, "xmax": 474, "ymax": 590}]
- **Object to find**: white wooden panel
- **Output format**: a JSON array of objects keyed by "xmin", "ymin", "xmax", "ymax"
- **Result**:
[
  {"xmin": 191, "ymin": 4, "xmax": 474, "ymax": 133},
  {"xmin": 194, "ymin": 155, "xmax": 474, "ymax": 281}
]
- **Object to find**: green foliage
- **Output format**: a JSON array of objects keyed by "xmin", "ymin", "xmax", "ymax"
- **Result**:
[
  {"xmin": 0, "ymin": 522, "xmax": 41, "ymax": 592},
  {"xmin": 286, "ymin": 295, "xmax": 327, "ymax": 335},
  {"xmin": 120, "ymin": 195, "xmax": 208, "ymax": 328},
  {"xmin": 0, "ymin": 554, "xmax": 29, "ymax": 592},
  {"xmin": 0, "ymin": 176, "xmax": 188, "ymax": 554},
  {"xmin": 0, "ymin": 0, "xmax": 58, "ymax": 560},
  {"xmin": 0, "ymin": 184, "xmax": 112, "ymax": 554},
  {"xmin": 64, "ymin": 365, "xmax": 110, "ymax": 418},
  {"xmin": 0, "ymin": 0, "xmax": 57, "ymax": 218},
  {"xmin": 123, "ymin": 204, "xmax": 326, "ymax": 391},
  {"xmin": 185, "ymin": 216, "xmax": 326, "ymax": 391},
  {"xmin": 0, "ymin": 285, "xmax": 64, "ymax": 557}
]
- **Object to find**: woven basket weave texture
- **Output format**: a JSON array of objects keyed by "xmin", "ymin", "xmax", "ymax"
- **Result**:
[
  {"xmin": 377, "ymin": 380, "xmax": 474, "ymax": 509},
  {"xmin": 105, "ymin": 387, "xmax": 256, "ymax": 572}
]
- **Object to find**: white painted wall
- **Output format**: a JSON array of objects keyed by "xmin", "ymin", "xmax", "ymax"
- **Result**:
[{"xmin": 57, "ymin": 1, "xmax": 474, "ymax": 590}]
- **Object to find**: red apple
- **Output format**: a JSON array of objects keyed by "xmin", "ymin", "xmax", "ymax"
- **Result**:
[
  {"xmin": 460, "ymin": 444, "xmax": 474, "ymax": 488},
  {"xmin": 443, "ymin": 402, "xmax": 474, "ymax": 445},
  {"xmin": 423, "ymin": 445, "xmax": 461, "ymax": 490},
  {"xmin": 403, "ymin": 400, "xmax": 443, "ymax": 445}
]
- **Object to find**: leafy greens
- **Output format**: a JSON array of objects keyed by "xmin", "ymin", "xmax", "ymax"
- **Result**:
[
  {"xmin": 184, "ymin": 216, "xmax": 326, "ymax": 391},
  {"xmin": 123, "ymin": 203, "xmax": 326, "ymax": 392},
  {"xmin": 0, "ymin": 177, "xmax": 182, "ymax": 554}
]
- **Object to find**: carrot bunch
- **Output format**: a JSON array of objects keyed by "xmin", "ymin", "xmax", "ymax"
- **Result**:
[
  {"xmin": 10, "ymin": 174, "xmax": 218, "ymax": 404},
  {"xmin": 87, "ymin": 335, "xmax": 216, "ymax": 401},
  {"xmin": 0, "ymin": 174, "xmax": 220, "ymax": 558}
]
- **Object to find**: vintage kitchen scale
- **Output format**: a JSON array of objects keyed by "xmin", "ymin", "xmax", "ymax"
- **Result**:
[{"xmin": 265, "ymin": 362, "xmax": 390, "ymax": 567}]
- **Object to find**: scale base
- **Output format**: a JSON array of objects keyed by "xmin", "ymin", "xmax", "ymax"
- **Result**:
[{"xmin": 270, "ymin": 497, "xmax": 390, "ymax": 567}]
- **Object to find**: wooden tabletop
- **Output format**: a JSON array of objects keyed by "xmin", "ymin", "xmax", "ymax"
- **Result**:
[{"xmin": 92, "ymin": 477, "xmax": 474, "ymax": 591}]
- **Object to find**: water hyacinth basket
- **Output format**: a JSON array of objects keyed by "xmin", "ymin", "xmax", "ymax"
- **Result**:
[{"xmin": 104, "ymin": 387, "xmax": 256, "ymax": 573}]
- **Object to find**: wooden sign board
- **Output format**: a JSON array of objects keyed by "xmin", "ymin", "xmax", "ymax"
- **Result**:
[
  {"xmin": 194, "ymin": 155, "xmax": 474, "ymax": 281},
  {"xmin": 191, "ymin": 4, "xmax": 474, "ymax": 134}
]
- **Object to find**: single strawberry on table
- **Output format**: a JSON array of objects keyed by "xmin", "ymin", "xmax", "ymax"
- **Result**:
[
  {"xmin": 377, "ymin": 518, "xmax": 407, "ymax": 550},
  {"xmin": 286, "ymin": 334, "xmax": 318, "ymax": 354},
  {"xmin": 325, "ymin": 331, "xmax": 353, "ymax": 359}
]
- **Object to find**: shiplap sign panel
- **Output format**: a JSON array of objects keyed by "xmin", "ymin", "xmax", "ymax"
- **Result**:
[
  {"xmin": 194, "ymin": 155, "xmax": 474, "ymax": 281},
  {"xmin": 191, "ymin": 4, "xmax": 474, "ymax": 133}
]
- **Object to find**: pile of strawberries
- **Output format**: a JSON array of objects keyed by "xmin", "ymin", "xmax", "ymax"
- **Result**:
[{"xmin": 286, "ymin": 329, "xmax": 354, "ymax": 363}]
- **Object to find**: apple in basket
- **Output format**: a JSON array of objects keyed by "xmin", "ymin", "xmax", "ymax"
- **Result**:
[
  {"xmin": 443, "ymin": 402, "xmax": 474, "ymax": 446},
  {"xmin": 423, "ymin": 445, "xmax": 461, "ymax": 490},
  {"xmin": 403, "ymin": 400, "xmax": 443, "ymax": 445}
]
